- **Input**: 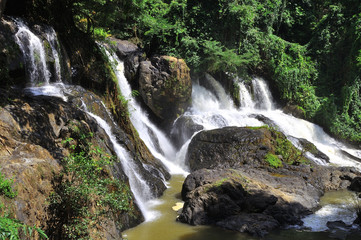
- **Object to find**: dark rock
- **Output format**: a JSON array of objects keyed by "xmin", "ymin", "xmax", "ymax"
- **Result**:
[
  {"xmin": 180, "ymin": 126, "xmax": 361, "ymax": 236},
  {"xmin": 0, "ymin": 0, "xmax": 6, "ymax": 18},
  {"xmin": 138, "ymin": 56, "xmax": 192, "ymax": 124},
  {"xmin": 179, "ymin": 168, "xmax": 312, "ymax": 236},
  {"xmin": 0, "ymin": 18, "xmax": 25, "ymax": 86},
  {"xmin": 170, "ymin": 115, "xmax": 203, "ymax": 149},
  {"xmin": 349, "ymin": 177, "xmax": 361, "ymax": 192},
  {"xmin": 327, "ymin": 221, "xmax": 351, "ymax": 230},
  {"xmin": 186, "ymin": 126, "xmax": 274, "ymax": 171},
  {"xmin": 249, "ymin": 114, "xmax": 278, "ymax": 128},
  {"xmin": 216, "ymin": 214, "xmax": 279, "ymax": 237}
]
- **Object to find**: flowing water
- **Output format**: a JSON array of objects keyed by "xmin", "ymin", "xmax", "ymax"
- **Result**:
[
  {"xmin": 45, "ymin": 27, "xmax": 62, "ymax": 82},
  {"xmin": 13, "ymin": 19, "xmax": 361, "ymax": 239},
  {"xmin": 14, "ymin": 18, "xmax": 51, "ymax": 85}
]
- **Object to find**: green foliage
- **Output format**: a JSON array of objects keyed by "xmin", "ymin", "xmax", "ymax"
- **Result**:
[
  {"xmin": 48, "ymin": 124, "xmax": 133, "ymax": 239},
  {"xmin": 0, "ymin": 213, "xmax": 48, "ymax": 240},
  {"xmin": 264, "ymin": 153, "xmax": 283, "ymax": 168},
  {"xmin": 27, "ymin": 0, "xmax": 361, "ymax": 144},
  {"xmin": 0, "ymin": 172, "xmax": 17, "ymax": 199}
]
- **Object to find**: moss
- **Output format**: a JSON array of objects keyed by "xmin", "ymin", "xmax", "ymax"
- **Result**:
[
  {"xmin": 264, "ymin": 153, "xmax": 283, "ymax": 168},
  {"xmin": 246, "ymin": 125, "xmax": 269, "ymax": 130},
  {"xmin": 270, "ymin": 128, "xmax": 310, "ymax": 166}
]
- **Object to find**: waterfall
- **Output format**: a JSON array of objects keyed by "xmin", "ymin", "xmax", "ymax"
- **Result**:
[
  {"xmin": 252, "ymin": 77, "xmax": 275, "ymax": 110},
  {"xmin": 101, "ymin": 46, "xmax": 187, "ymax": 176},
  {"xmin": 182, "ymin": 77, "xmax": 361, "ymax": 170},
  {"xmin": 14, "ymin": 18, "xmax": 51, "ymax": 85},
  {"xmin": 238, "ymin": 80, "xmax": 254, "ymax": 109},
  {"xmin": 13, "ymin": 19, "xmax": 69, "ymax": 99},
  {"xmin": 45, "ymin": 27, "xmax": 62, "ymax": 82},
  {"xmin": 86, "ymin": 111, "xmax": 159, "ymax": 221}
]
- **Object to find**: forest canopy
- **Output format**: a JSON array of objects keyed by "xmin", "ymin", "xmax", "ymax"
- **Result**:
[{"xmin": 8, "ymin": 0, "xmax": 361, "ymax": 145}]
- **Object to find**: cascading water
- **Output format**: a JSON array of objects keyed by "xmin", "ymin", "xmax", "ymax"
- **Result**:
[
  {"xmin": 179, "ymin": 76, "xmax": 361, "ymax": 232},
  {"xmin": 85, "ymin": 111, "xmax": 159, "ymax": 221},
  {"xmin": 45, "ymin": 27, "xmax": 62, "ymax": 82},
  {"xmin": 14, "ymin": 18, "xmax": 68, "ymax": 99},
  {"xmin": 237, "ymin": 80, "xmax": 255, "ymax": 109},
  {"xmin": 101, "ymin": 46, "xmax": 187, "ymax": 176},
  {"xmin": 14, "ymin": 18, "xmax": 51, "ymax": 85}
]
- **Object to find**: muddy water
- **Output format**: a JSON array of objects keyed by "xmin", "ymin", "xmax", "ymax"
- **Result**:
[
  {"xmin": 123, "ymin": 175, "xmax": 257, "ymax": 240},
  {"xmin": 123, "ymin": 176, "xmax": 361, "ymax": 240}
]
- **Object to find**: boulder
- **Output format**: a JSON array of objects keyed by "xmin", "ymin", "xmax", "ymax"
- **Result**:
[
  {"xmin": 138, "ymin": 56, "xmax": 192, "ymax": 123},
  {"xmin": 186, "ymin": 126, "xmax": 306, "ymax": 171},
  {"xmin": 291, "ymin": 137, "xmax": 330, "ymax": 163},
  {"xmin": 178, "ymin": 168, "xmax": 312, "ymax": 237}
]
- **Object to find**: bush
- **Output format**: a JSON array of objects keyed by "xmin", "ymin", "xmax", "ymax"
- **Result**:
[{"xmin": 0, "ymin": 172, "xmax": 17, "ymax": 199}]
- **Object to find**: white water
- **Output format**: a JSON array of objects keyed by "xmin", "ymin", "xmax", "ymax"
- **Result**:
[
  {"xmin": 86, "ymin": 111, "xmax": 160, "ymax": 221},
  {"xmin": 183, "ymin": 78, "xmax": 361, "ymax": 171},
  {"xmin": 237, "ymin": 80, "xmax": 255, "ymax": 109},
  {"xmin": 14, "ymin": 19, "xmax": 51, "ymax": 85},
  {"xmin": 45, "ymin": 28, "xmax": 62, "ymax": 82},
  {"xmin": 102, "ymin": 47, "xmax": 187, "ymax": 176}
]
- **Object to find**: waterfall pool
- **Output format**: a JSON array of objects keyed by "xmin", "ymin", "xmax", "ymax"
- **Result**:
[{"xmin": 124, "ymin": 176, "xmax": 361, "ymax": 240}]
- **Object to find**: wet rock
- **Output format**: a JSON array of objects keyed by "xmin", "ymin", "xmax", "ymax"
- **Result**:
[
  {"xmin": 138, "ymin": 56, "xmax": 192, "ymax": 124},
  {"xmin": 0, "ymin": 18, "xmax": 25, "ymax": 86},
  {"xmin": 179, "ymin": 168, "xmax": 312, "ymax": 236},
  {"xmin": 107, "ymin": 37, "xmax": 144, "ymax": 85},
  {"xmin": 216, "ymin": 214, "xmax": 279, "ymax": 237},
  {"xmin": 171, "ymin": 115, "xmax": 203, "ymax": 149},
  {"xmin": 295, "ymin": 137, "xmax": 330, "ymax": 163}
]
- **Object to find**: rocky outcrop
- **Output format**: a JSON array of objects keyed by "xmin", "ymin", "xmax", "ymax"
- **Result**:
[
  {"xmin": 0, "ymin": 18, "xmax": 24, "ymax": 86},
  {"xmin": 138, "ymin": 56, "xmax": 192, "ymax": 123},
  {"xmin": 0, "ymin": 88, "xmax": 156, "ymax": 238},
  {"xmin": 179, "ymin": 126, "xmax": 359, "ymax": 236}
]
